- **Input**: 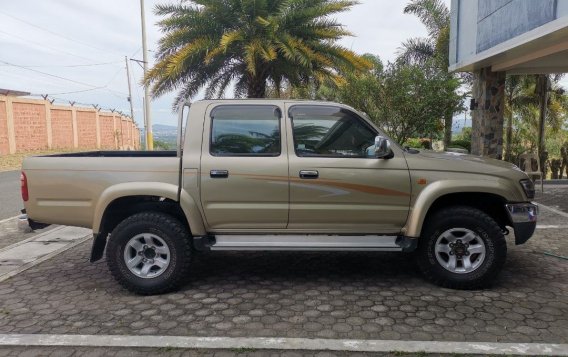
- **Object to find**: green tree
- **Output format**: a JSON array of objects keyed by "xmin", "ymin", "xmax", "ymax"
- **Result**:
[
  {"xmin": 145, "ymin": 0, "xmax": 370, "ymax": 105},
  {"xmin": 398, "ymin": 0, "xmax": 464, "ymax": 148},
  {"xmin": 315, "ymin": 55, "xmax": 463, "ymax": 145}
]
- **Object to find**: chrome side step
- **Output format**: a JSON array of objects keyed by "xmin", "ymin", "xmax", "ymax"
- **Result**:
[{"xmin": 210, "ymin": 235, "xmax": 402, "ymax": 251}]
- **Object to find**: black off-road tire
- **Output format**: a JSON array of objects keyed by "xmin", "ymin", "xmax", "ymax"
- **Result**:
[
  {"xmin": 106, "ymin": 212, "xmax": 192, "ymax": 295},
  {"xmin": 416, "ymin": 206, "xmax": 507, "ymax": 290}
]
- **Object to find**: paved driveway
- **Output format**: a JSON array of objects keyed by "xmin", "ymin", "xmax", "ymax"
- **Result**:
[
  {"xmin": 0, "ymin": 211, "xmax": 565, "ymax": 345},
  {"xmin": 0, "ymin": 185, "xmax": 566, "ymax": 356},
  {"xmin": 0, "ymin": 171, "xmax": 22, "ymax": 220}
]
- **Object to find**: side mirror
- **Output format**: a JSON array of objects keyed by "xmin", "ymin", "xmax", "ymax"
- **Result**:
[{"xmin": 374, "ymin": 136, "xmax": 393, "ymax": 159}]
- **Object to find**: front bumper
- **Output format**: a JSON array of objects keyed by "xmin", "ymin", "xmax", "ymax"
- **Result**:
[{"xmin": 505, "ymin": 203, "xmax": 538, "ymax": 245}]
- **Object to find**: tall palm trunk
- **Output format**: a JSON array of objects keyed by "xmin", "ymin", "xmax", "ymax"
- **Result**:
[
  {"xmin": 504, "ymin": 110, "xmax": 513, "ymax": 162},
  {"xmin": 247, "ymin": 74, "xmax": 268, "ymax": 98}
]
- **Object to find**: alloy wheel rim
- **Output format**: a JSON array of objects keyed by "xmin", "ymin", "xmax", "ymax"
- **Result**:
[
  {"xmin": 434, "ymin": 228, "xmax": 486, "ymax": 274},
  {"xmin": 123, "ymin": 233, "xmax": 171, "ymax": 279}
]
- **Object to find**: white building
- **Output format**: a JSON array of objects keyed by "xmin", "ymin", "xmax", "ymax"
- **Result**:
[{"xmin": 449, "ymin": 0, "xmax": 568, "ymax": 158}]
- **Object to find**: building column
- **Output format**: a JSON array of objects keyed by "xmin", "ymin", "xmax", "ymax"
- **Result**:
[
  {"xmin": 45, "ymin": 101, "xmax": 52, "ymax": 149},
  {"xmin": 6, "ymin": 96, "xmax": 16, "ymax": 154},
  {"xmin": 471, "ymin": 67, "xmax": 506, "ymax": 159},
  {"xmin": 71, "ymin": 108, "xmax": 78, "ymax": 148}
]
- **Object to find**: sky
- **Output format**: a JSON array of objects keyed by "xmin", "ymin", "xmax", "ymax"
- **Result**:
[{"xmin": 1, "ymin": 0, "xmax": 451, "ymax": 127}]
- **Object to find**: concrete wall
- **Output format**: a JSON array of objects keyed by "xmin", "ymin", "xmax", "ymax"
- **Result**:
[
  {"xmin": 0, "ymin": 95, "xmax": 140, "ymax": 155},
  {"xmin": 450, "ymin": 0, "xmax": 568, "ymax": 66}
]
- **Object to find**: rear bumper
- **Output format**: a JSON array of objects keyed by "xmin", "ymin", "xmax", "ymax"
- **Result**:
[
  {"xmin": 505, "ymin": 203, "xmax": 538, "ymax": 245},
  {"xmin": 19, "ymin": 209, "xmax": 50, "ymax": 231}
]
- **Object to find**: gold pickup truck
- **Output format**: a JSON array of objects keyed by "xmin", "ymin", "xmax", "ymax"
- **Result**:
[{"xmin": 22, "ymin": 100, "xmax": 538, "ymax": 295}]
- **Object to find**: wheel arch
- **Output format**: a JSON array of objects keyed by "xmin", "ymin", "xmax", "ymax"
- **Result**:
[
  {"xmin": 90, "ymin": 183, "xmax": 207, "ymax": 263},
  {"xmin": 405, "ymin": 181, "xmax": 513, "ymax": 238}
]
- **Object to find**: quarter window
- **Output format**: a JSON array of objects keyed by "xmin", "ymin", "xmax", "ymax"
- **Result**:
[
  {"xmin": 289, "ymin": 106, "xmax": 376, "ymax": 158},
  {"xmin": 210, "ymin": 105, "xmax": 281, "ymax": 156}
]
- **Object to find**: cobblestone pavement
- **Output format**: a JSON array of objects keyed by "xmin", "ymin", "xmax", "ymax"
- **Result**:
[
  {"xmin": 0, "ymin": 209, "xmax": 566, "ymax": 345},
  {"xmin": 0, "ymin": 218, "xmax": 55, "ymax": 250},
  {"xmin": 0, "ymin": 347, "xmax": 496, "ymax": 357},
  {"xmin": 536, "ymin": 184, "xmax": 568, "ymax": 213}
]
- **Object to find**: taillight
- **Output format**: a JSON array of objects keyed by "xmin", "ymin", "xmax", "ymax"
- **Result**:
[{"xmin": 21, "ymin": 172, "xmax": 29, "ymax": 202}]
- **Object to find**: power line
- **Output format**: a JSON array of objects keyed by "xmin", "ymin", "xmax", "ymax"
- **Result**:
[
  {"xmin": 0, "ymin": 61, "xmax": 122, "ymax": 68},
  {"xmin": 0, "ymin": 9, "xmax": 122, "ymax": 55},
  {"xmin": 0, "ymin": 29, "xmax": 111, "ymax": 64},
  {"xmin": 0, "ymin": 60, "xmax": 128, "ymax": 98}
]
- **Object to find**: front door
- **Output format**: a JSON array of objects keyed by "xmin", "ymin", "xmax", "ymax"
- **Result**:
[
  {"xmin": 286, "ymin": 104, "xmax": 411, "ymax": 234},
  {"xmin": 200, "ymin": 104, "xmax": 289, "ymax": 230}
]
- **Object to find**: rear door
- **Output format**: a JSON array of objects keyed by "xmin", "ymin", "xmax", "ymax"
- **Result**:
[
  {"xmin": 200, "ymin": 104, "xmax": 289, "ymax": 230},
  {"xmin": 286, "ymin": 104, "xmax": 411, "ymax": 234}
]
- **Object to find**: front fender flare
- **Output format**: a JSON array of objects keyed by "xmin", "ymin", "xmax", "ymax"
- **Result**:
[{"xmin": 403, "ymin": 179, "xmax": 516, "ymax": 238}]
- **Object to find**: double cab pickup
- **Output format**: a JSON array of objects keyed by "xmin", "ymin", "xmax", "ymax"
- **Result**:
[{"xmin": 22, "ymin": 100, "xmax": 538, "ymax": 294}]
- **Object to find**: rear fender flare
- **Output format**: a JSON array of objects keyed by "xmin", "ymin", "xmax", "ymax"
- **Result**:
[{"xmin": 93, "ymin": 182, "xmax": 179, "ymax": 234}]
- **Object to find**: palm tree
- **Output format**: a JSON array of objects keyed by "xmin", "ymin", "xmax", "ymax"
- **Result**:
[
  {"xmin": 504, "ymin": 75, "xmax": 536, "ymax": 162},
  {"xmin": 398, "ymin": 0, "xmax": 449, "ymax": 68},
  {"xmin": 397, "ymin": 0, "xmax": 461, "ymax": 149},
  {"xmin": 505, "ymin": 74, "xmax": 568, "ymax": 163},
  {"xmin": 145, "ymin": 0, "xmax": 370, "ymax": 105}
]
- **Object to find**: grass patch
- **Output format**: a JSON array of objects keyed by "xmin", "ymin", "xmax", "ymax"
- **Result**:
[{"xmin": 0, "ymin": 148, "xmax": 92, "ymax": 171}]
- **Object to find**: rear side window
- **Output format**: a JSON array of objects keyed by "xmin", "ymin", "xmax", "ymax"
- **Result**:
[
  {"xmin": 210, "ymin": 105, "xmax": 281, "ymax": 156},
  {"xmin": 289, "ymin": 105, "xmax": 376, "ymax": 158}
]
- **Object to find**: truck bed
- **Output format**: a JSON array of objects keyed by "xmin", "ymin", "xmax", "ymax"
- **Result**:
[
  {"xmin": 22, "ymin": 152, "xmax": 181, "ymax": 229},
  {"xmin": 41, "ymin": 150, "xmax": 177, "ymax": 158}
]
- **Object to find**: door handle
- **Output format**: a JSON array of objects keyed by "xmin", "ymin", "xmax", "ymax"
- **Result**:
[
  {"xmin": 299, "ymin": 170, "xmax": 319, "ymax": 179},
  {"xmin": 210, "ymin": 170, "xmax": 229, "ymax": 178}
]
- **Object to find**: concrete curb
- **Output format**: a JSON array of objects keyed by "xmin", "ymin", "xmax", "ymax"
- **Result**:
[
  {"xmin": 0, "ymin": 231, "xmax": 91, "ymax": 283},
  {"xmin": 0, "ymin": 226, "xmax": 64, "ymax": 254},
  {"xmin": 537, "ymin": 202, "xmax": 568, "ymax": 218},
  {"xmin": 0, "ymin": 334, "xmax": 566, "ymax": 356},
  {"xmin": 0, "ymin": 215, "xmax": 18, "ymax": 224}
]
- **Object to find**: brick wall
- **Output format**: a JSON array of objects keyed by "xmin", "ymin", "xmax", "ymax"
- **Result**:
[
  {"xmin": 99, "ymin": 115, "xmax": 116, "ymax": 149},
  {"xmin": 0, "ymin": 96, "xmax": 140, "ymax": 155},
  {"xmin": 0, "ymin": 101, "xmax": 7, "ymax": 155},
  {"xmin": 76, "ymin": 111, "xmax": 97, "ymax": 149},
  {"xmin": 12, "ymin": 102, "xmax": 47, "ymax": 152},
  {"xmin": 51, "ymin": 109, "xmax": 74, "ymax": 149}
]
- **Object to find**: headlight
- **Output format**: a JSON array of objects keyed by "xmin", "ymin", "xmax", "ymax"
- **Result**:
[{"xmin": 520, "ymin": 179, "xmax": 535, "ymax": 199}]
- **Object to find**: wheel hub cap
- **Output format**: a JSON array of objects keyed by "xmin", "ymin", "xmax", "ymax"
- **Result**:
[
  {"xmin": 434, "ymin": 228, "xmax": 486, "ymax": 274},
  {"xmin": 124, "ymin": 233, "xmax": 171, "ymax": 279}
]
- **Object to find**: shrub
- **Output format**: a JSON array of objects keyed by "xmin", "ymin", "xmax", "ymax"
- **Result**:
[{"xmin": 450, "ymin": 139, "xmax": 471, "ymax": 152}]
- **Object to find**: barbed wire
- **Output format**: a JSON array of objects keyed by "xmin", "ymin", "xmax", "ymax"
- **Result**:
[{"xmin": 24, "ymin": 93, "xmax": 139, "ymax": 127}]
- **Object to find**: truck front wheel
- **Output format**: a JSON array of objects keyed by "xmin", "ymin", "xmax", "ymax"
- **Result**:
[
  {"xmin": 106, "ymin": 212, "xmax": 192, "ymax": 295},
  {"xmin": 417, "ymin": 206, "xmax": 507, "ymax": 289}
]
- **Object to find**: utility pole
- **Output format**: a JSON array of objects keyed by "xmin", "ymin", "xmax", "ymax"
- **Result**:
[
  {"xmin": 125, "ymin": 56, "xmax": 135, "ymax": 122},
  {"xmin": 140, "ymin": 0, "xmax": 153, "ymax": 150}
]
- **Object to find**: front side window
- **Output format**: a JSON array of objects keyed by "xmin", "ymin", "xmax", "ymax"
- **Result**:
[
  {"xmin": 289, "ymin": 105, "xmax": 376, "ymax": 158},
  {"xmin": 210, "ymin": 105, "xmax": 281, "ymax": 156}
]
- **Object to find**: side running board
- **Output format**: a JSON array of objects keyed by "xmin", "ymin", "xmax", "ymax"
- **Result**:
[{"xmin": 208, "ymin": 235, "xmax": 403, "ymax": 251}]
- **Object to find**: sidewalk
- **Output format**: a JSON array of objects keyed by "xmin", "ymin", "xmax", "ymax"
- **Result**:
[{"xmin": 536, "ymin": 184, "xmax": 568, "ymax": 213}]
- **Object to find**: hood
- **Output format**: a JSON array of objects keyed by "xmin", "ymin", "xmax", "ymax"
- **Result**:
[{"xmin": 405, "ymin": 150, "xmax": 526, "ymax": 177}]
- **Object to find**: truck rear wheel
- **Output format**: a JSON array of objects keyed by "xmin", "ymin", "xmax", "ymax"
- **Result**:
[
  {"xmin": 417, "ymin": 206, "xmax": 507, "ymax": 289},
  {"xmin": 106, "ymin": 212, "xmax": 191, "ymax": 295}
]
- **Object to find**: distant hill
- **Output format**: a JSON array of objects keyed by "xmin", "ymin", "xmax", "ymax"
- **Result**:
[
  {"xmin": 153, "ymin": 124, "xmax": 177, "ymax": 132},
  {"xmin": 140, "ymin": 124, "xmax": 178, "ymax": 149}
]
